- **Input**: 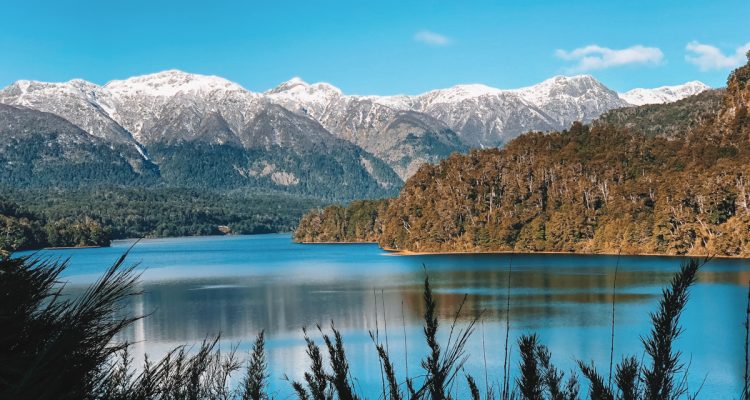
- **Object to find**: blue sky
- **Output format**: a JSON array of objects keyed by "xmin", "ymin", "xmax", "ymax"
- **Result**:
[{"xmin": 1, "ymin": 0, "xmax": 749, "ymax": 94}]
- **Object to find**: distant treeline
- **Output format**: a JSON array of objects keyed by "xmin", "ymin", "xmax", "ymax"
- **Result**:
[
  {"xmin": 1, "ymin": 187, "xmax": 323, "ymax": 255},
  {"xmin": 295, "ymin": 55, "xmax": 750, "ymax": 257},
  {"xmin": 0, "ymin": 196, "xmax": 108, "ymax": 255}
]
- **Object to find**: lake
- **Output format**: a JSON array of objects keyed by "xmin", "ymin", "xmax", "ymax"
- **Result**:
[{"xmin": 15, "ymin": 234, "xmax": 750, "ymax": 398}]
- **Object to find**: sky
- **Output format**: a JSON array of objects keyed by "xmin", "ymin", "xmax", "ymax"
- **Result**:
[{"xmin": 1, "ymin": 0, "xmax": 749, "ymax": 95}]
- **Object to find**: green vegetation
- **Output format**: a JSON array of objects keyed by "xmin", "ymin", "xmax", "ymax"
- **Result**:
[
  {"xmin": 294, "ymin": 200, "xmax": 388, "ymax": 243},
  {"xmin": 1, "ymin": 196, "xmax": 109, "ymax": 256},
  {"xmin": 147, "ymin": 142, "xmax": 401, "ymax": 201},
  {"xmin": 295, "ymin": 55, "xmax": 750, "ymax": 257},
  {"xmin": 1, "ymin": 185, "xmax": 324, "ymax": 255},
  {"xmin": 1, "ymin": 254, "xmax": 724, "ymax": 399},
  {"xmin": 2, "ymin": 187, "xmax": 322, "ymax": 252},
  {"xmin": 594, "ymin": 89, "xmax": 725, "ymax": 138}
]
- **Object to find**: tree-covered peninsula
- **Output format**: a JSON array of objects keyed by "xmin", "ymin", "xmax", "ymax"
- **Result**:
[{"xmin": 295, "ymin": 54, "xmax": 750, "ymax": 257}]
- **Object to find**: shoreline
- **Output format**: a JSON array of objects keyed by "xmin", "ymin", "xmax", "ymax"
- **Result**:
[
  {"xmin": 385, "ymin": 248, "xmax": 749, "ymax": 259},
  {"xmin": 298, "ymin": 241, "xmax": 379, "ymax": 245},
  {"xmin": 43, "ymin": 245, "xmax": 105, "ymax": 250},
  {"xmin": 297, "ymin": 238, "xmax": 750, "ymax": 259},
  {"xmin": 26, "ymin": 234, "xmax": 750, "ymax": 260}
]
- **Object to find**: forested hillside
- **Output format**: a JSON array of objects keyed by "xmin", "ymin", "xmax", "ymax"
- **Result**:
[
  {"xmin": 0, "ymin": 196, "xmax": 109, "ymax": 256},
  {"xmin": 8, "ymin": 188, "xmax": 321, "ymax": 240},
  {"xmin": 295, "ymin": 54, "xmax": 750, "ymax": 257},
  {"xmin": 294, "ymin": 200, "xmax": 388, "ymax": 243},
  {"xmin": 594, "ymin": 89, "xmax": 725, "ymax": 138}
]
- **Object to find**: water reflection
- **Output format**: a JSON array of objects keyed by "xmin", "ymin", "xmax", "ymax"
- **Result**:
[{"xmin": 18, "ymin": 235, "xmax": 750, "ymax": 398}]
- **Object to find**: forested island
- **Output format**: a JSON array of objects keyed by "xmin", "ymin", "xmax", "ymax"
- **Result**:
[{"xmin": 295, "ymin": 55, "xmax": 750, "ymax": 257}]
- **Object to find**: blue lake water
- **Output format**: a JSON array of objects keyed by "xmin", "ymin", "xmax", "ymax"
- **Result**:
[{"xmin": 15, "ymin": 234, "xmax": 750, "ymax": 398}]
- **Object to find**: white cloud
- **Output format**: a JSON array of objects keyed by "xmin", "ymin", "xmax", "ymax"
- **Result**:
[
  {"xmin": 555, "ymin": 45, "xmax": 664, "ymax": 72},
  {"xmin": 685, "ymin": 41, "xmax": 750, "ymax": 71},
  {"xmin": 414, "ymin": 30, "xmax": 451, "ymax": 47}
]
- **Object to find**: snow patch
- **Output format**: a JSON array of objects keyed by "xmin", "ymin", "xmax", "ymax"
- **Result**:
[{"xmin": 618, "ymin": 81, "xmax": 710, "ymax": 106}]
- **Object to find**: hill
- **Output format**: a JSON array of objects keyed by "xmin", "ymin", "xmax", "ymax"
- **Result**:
[{"xmin": 295, "ymin": 55, "xmax": 750, "ymax": 257}]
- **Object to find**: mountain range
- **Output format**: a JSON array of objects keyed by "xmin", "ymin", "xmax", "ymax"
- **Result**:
[{"xmin": 0, "ymin": 70, "xmax": 709, "ymax": 200}]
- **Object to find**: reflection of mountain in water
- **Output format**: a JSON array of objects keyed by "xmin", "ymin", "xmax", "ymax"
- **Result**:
[{"xmin": 106, "ymin": 262, "xmax": 750, "ymax": 344}]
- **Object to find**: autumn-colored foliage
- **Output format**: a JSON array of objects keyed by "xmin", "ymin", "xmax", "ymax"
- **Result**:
[{"xmin": 296, "ymin": 55, "xmax": 750, "ymax": 257}]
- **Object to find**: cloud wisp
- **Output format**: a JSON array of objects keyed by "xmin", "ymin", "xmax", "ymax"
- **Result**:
[
  {"xmin": 685, "ymin": 41, "xmax": 750, "ymax": 71},
  {"xmin": 414, "ymin": 30, "xmax": 452, "ymax": 47},
  {"xmin": 555, "ymin": 45, "xmax": 664, "ymax": 72}
]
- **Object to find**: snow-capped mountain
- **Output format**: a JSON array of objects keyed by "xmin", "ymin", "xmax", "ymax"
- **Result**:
[
  {"xmin": 0, "ymin": 69, "xmax": 711, "ymax": 191},
  {"xmin": 618, "ymin": 81, "xmax": 710, "ymax": 106},
  {"xmin": 513, "ymin": 75, "xmax": 630, "ymax": 129},
  {"xmin": 0, "ymin": 79, "xmax": 135, "ymax": 144},
  {"xmin": 266, "ymin": 77, "xmax": 465, "ymax": 178},
  {"xmin": 0, "ymin": 71, "xmax": 403, "ymax": 200},
  {"xmin": 0, "ymin": 103, "xmax": 159, "ymax": 186},
  {"xmin": 267, "ymin": 74, "xmax": 634, "ymax": 149},
  {"xmin": 103, "ymin": 70, "xmax": 263, "ymax": 144}
]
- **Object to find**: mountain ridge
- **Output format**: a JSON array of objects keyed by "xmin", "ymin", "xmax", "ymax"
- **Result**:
[{"xmin": 0, "ymin": 70, "xmax": 710, "ymax": 196}]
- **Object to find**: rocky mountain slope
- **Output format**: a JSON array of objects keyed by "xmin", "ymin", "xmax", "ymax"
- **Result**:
[
  {"xmin": 267, "ymin": 74, "xmax": 639, "ymax": 149},
  {"xmin": 0, "ymin": 72, "xmax": 401, "ymax": 200},
  {"xmin": 0, "ymin": 70, "xmax": 708, "ymax": 197},
  {"xmin": 0, "ymin": 104, "xmax": 159, "ymax": 187}
]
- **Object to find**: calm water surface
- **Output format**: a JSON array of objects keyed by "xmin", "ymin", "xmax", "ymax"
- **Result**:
[{"xmin": 16, "ymin": 234, "xmax": 750, "ymax": 398}]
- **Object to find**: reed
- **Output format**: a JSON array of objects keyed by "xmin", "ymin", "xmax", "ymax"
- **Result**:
[
  {"xmin": 502, "ymin": 256, "xmax": 514, "ymax": 400},
  {"xmin": 577, "ymin": 361, "xmax": 613, "ymax": 400},
  {"xmin": 242, "ymin": 331, "xmax": 268, "ymax": 400},
  {"xmin": 614, "ymin": 356, "xmax": 639, "ymax": 400},
  {"xmin": 372, "ymin": 337, "xmax": 402, "ymax": 400},
  {"xmin": 641, "ymin": 258, "xmax": 702, "ymax": 400},
  {"xmin": 517, "ymin": 334, "xmax": 543, "ymax": 400}
]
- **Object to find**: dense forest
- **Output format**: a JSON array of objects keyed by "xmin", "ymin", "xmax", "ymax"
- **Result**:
[
  {"xmin": 0, "ymin": 187, "xmax": 321, "ymax": 254},
  {"xmin": 0, "ymin": 196, "xmax": 109, "ymax": 256},
  {"xmin": 594, "ymin": 88, "xmax": 725, "ymax": 138},
  {"xmin": 295, "ymin": 200, "xmax": 389, "ymax": 243},
  {"xmin": 0, "ymin": 102, "xmax": 395, "ymax": 253},
  {"xmin": 296, "ymin": 54, "xmax": 750, "ymax": 257}
]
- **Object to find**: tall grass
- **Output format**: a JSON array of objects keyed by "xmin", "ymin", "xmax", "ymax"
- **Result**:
[{"xmin": 0, "ymin": 255, "xmax": 724, "ymax": 399}]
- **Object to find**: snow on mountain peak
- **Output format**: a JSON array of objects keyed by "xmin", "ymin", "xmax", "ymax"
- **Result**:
[
  {"xmin": 512, "ymin": 74, "xmax": 623, "ymax": 111},
  {"xmin": 619, "ymin": 81, "xmax": 710, "ymax": 106},
  {"xmin": 272, "ymin": 76, "xmax": 308, "ymax": 90},
  {"xmin": 104, "ymin": 69, "xmax": 246, "ymax": 97},
  {"xmin": 265, "ymin": 77, "xmax": 343, "ymax": 116},
  {"xmin": 267, "ymin": 77, "xmax": 342, "ymax": 95},
  {"xmin": 0, "ymin": 70, "xmax": 717, "ymax": 163},
  {"xmin": 420, "ymin": 83, "xmax": 502, "ymax": 103}
]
